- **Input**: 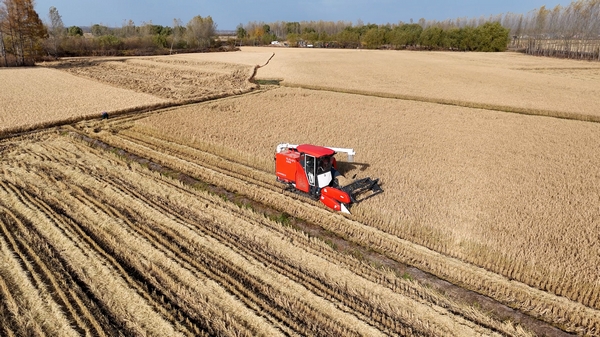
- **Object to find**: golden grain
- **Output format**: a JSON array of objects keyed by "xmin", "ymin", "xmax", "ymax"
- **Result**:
[
  {"xmin": 126, "ymin": 85, "xmax": 600, "ymax": 333},
  {"xmin": 240, "ymin": 46, "xmax": 600, "ymax": 119},
  {"xmin": 0, "ymin": 132, "xmax": 524, "ymax": 336},
  {"xmin": 0, "ymin": 67, "xmax": 167, "ymax": 136}
]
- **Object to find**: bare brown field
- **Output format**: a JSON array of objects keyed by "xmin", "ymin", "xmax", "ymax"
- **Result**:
[
  {"xmin": 0, "ymin": 67, "xmax": 167, "ymax": 137},
  {"xmin": 116, "ymin": 86, "xmax": 600, "ymax": 334},
  {"xmin": 224, "ymin": 46, "xmax": 600, "ymax": 121},
  {"xmin": 0, "ymin": 131, "xmax": 526, "ymax": 336}
]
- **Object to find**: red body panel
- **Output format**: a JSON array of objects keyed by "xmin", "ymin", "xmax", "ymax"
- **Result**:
[
  {"xmin": 320, "ymin": 194, "xmax": 341, "ymax": 211},
  {"xmin": 297, "ymin": 144, "xmax": 335, "ymax": 157},
  {"xmin": 275, "ymin": 150, "xmax": 300, "ymax": 183},
  {"xmin": 295, "ymin": 162, "xmax": 309, "ymax": 192},
  {"xmin": 321, "ymin": 187, "xmax": 350, "ymax": 204}
]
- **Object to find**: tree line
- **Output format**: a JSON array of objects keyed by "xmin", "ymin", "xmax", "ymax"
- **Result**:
[
  {"xmin": 235, "ymin": 0, "xmax": 599, "ymax": 59},
  {"xmin": 502, "ymin": 0, "xmax": 600, "ymax": 60},
  {"xmin": 2, "ymin": 0, "xmax": 599, "ymax": 67},
  {"xmin": 0, "ymin": 0, "xmax": 217, "ymax": 66},
  {"xmin": 236, "ymin": 21, "xmax": 510, "ymax": 52},
  {"xmin": 51, "ymin": 15, "xmax": 217, "ymax": 58},
  {"xmin": 45, "ymin": 11, "xmax": 217, "ymax": 58},
  {"xmin": 0, "ymin": 0, "xmax": 46, "ymax": 66}
]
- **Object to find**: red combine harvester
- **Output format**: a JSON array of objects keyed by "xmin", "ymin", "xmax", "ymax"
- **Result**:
[{"xmin": 275, "ymin": 143, "xmax": 382, "ymax": 214}]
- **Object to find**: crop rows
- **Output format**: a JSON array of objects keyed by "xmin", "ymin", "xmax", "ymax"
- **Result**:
[
  {"xmin": 82, "ymin": 104, "xmax": 600, "ymax": 333},
  {"xmin": 127, "ymin": 87, "xmax": 600, "ymax": 317},
  {"xmin": 0, "ymin": 132, "xmax": 524, "ymax": 336}
]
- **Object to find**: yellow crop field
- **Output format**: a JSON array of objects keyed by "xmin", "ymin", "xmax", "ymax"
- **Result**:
[
  {"xmin": 3, "ymin": 47, "xmax": 599, "ymax": 335},
  {"xmin": 168, "ymin": 50, "xmax": 276, "ymax": 66},
  {"xmin": 234, "ymin": 46, "xmax": 600, "ymax": 121},
  {"xmin": 1, "ymin": 56, "xmax": 258, "ymax": 138},
  {"xmin": 117, "ymin": 85, "xmax": 600, "ymax": 334},
  {"xmin": 0, "ymin": 132, "xmax": 526, "ymax": 336},
  {"xmin": 0, "ymin": 67, "xmax": 167, "ymax": 137}
]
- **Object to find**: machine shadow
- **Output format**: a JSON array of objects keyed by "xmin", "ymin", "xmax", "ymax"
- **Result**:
[
  {"xmin": 335, "ymin": 161, "xmax": 383, "ymax": 203},
  {"xmin": 336, "ymin": 161, "xmax": 371, "ymax": 176}
]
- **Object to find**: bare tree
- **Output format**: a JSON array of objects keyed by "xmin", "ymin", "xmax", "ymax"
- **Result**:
[
  {"xmin": 47, "ymin": 6, "xmax": 64, "ymax": 57},
  {"xmin": 170, "ymin": 18, "xmax": 182, "ymax": 54},
  {"xmin": 1, "ymin": 0, "xmax": 47, "ymax": 66},
  {"xmin": 0, "ymin": 3, "xmax": 7, "ymax": 66},
  {"xmin": 517, "ymin": 0, "xmax": 600, "ymax": 60},
  {"xmin": 185, "ymin": 15, "xmax": 216, "ymax": 48},
  {"xmin": 120, "ymin": 19, "xmax": 136, "ymax": 38}
]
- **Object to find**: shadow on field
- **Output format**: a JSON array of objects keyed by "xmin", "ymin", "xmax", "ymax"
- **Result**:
[{"xmin": 337, "ymin": 161, "xmax": 370, "ymax": 176}]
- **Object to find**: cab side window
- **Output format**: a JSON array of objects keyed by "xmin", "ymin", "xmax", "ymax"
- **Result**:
[{"xmin": 305, "ymin": 155, "xmax": 315, "ymax": 185}]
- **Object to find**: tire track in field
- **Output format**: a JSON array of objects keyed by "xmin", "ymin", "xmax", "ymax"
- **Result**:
[
  {"xmin": 0, "ymin": 221, "xmax": 39, "ymax": 337},
  {"xmin": 0, "ymin": 269, "xmax": 21, "ymax": 337},
  {"xmin": 95, "ymin": 128, "xmax": 319, "ymax": 212},
  {"xmin": 0, "ymin": 166, "xmax": 188, "ymax": 337},
  {"xmin": 20, "ymin": 161, "xmax": 201, "ymax": 337},
  {"xmin": 78, "ymin": 129, "xmax": 576, "ymax": 336},
  {"xmin": 0, "ymin": 180, "xmax": 122, "ymax": 336},
  {"xmin": 65, "ymin": 184, "xmax": 257, "ymax": 336},
  {"xmin": 118, "ymin": 129, "xmax": 277, "ymax": 189},
  {"xmin": 18, "ymin": 137, "xmax": 241, "ymax": 335},
  {"xmin": 63, "ymin": 153, "xmax": 391, "ymax": 335},
  {"xmin": 0, "ymin": 200, "xmax": 101, "ymax": 337},
  {"xmin": 45, "ymin": 140, "xmax": 413, "ymax": 336},
  {"xmin": 106, "ymin": 178, "xmax": 395, "ymax": 335},
  {"xmin": 101, "ymin": 175, "xmax": 412, "ymax": 336},
  {"xmin": 67, "ymin": 136, "xmax": 524, "ymax": 334},
  {"xmin": 60, "ymin": 142, "xmax": 490, "ymax": 336},
  {"xmin": 23, "ymin": 146, "xmax": 282, "ymax": 336},
  {"xmin": 75, "ymin": 174, "xmax": 296, "ymax": 336},
  {"xmin": 69, "ymin": 131, "xmax": 464, "ymax": 333},
  {"xmin": 65, "ymin": 168, "xmax": 376, "ymax": 336}
]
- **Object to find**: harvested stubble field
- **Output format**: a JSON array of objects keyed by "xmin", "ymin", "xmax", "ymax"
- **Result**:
[
  {"xmin": 0, "ymin": 132, "xmax": 526, "ymax": 337},
  {"xmin": 3, "ymin": 47, "xmax": 600, "ymax": 336},
  {"xmin": 118, "ymin": 85, "xmax": 600, "ymax": 334},
  {"xmin": 1, "ymin": 55, "xmax": 258, "ymax": 138},
  {"xmin": 0, "ymin": 67, "xmax": 167, "ymax": 137},
  {"xmin": 42, "ymin": 56, "xmax": 258, "ymax": 101}
]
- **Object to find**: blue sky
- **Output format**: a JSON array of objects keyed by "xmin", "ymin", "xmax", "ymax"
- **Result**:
[{"xmin": 34, "ymin": 0, "xmax": 572, "ymax": 30}]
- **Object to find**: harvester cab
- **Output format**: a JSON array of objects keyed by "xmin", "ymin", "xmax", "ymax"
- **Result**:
[{"xmin": 275, "ymin": 143, "xmax": 382, "ymax": 214}]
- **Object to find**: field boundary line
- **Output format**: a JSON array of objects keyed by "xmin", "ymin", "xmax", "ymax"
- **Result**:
[
  {"xmin": 0, "ymin": 89, "xmax": 262, "ymax": 141},
  {"xmin": 280, "ymin": 82, "xmax": 600, "ymax": 124}
]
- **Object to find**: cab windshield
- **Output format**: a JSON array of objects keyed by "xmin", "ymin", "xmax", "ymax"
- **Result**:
[{"xmin": 317, "ymin": 156, "xmax": 332, "ymax": 174}]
